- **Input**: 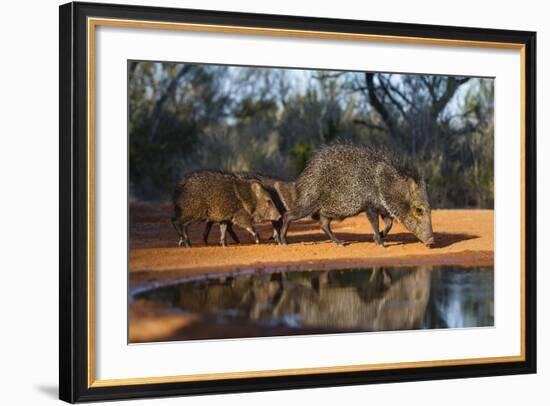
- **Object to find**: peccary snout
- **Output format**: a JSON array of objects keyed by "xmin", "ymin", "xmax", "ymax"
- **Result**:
[{"xmin": 398, "ymin": 178, "xmax": 434, "ymax": 247}]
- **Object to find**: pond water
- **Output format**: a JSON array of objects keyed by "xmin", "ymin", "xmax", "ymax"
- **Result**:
[{"xmin": 133, "ymin": 266, "xmax": 493, "ymax": 341}]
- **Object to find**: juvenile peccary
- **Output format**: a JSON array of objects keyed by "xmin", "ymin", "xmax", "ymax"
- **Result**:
[
  {"xmin": 279, "ymin": 144, "xmax": 434, "ymax": 247},
  {"xmin": 203, "ymin": 172, "xmax": 296, "ymax": 245},
  {"xmin": 171, "ymin": 171, "xmax": 281, "ymax": 247}
]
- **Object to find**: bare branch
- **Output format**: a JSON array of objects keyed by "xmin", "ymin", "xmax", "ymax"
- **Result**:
[
  {"xmin": 365, "ymin": 73, "xmax": 401, "ymax": 148},
  {"xmin": 431, "ymin": 77, "xmax": 471, "ymax": 119},
  {"xmin": 378, "ymin": 75, "xmax": 410, "ymax": 120},
  {"xmin": 421, "ymin": 76, "xmax": 437, "ymax": 101}
]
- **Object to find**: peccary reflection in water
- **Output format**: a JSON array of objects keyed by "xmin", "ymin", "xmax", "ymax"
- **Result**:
[
  {"xmin": 272, "ymin": 269, "xmax": 430, "ymax": 331},
  {"xmin": 141, "ymin": 268, "xmax": 434, "ymax": 332}
]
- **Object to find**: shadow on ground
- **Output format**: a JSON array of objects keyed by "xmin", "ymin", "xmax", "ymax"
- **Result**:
[
  {"xmin": 130, "ymin": 205, "xmax": 479, "ymax": 250},
  {"xmin": 279, "ymin": 221, "xmax": 478, "ymax": 248},
  {"xmin": 282, "ymin": 231, "xmax": 477, "ymax": 248}
]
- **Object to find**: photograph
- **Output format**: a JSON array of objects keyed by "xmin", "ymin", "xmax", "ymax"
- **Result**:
[
  {"xmin": 128, "ymin": 61, "xmax": 495, "ymax": 343},
  {"xmin": 56, "ymin": 1, "xmax": 537, "ymax": 402}
]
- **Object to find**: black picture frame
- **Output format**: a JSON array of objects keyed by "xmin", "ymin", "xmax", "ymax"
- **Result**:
[{"xmin": 59, "ymin": 1, "xmax": 537, "ymax": 403}]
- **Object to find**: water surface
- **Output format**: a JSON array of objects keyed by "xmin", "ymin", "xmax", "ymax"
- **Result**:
[{"xmin": 132, "ymin": 266, "xmax": 493, "ymax": 341}]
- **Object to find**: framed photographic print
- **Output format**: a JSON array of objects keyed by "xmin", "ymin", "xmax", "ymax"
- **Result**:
[{"xmin": 59, "ymin": 1, "xmax": 537, "ymax": 403}]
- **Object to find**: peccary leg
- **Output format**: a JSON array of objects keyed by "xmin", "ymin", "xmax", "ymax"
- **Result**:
[
  {"xmin": 219, "ymin": 222, "xmax": 228, "ymax": 247},
  {"xmin": 233, "ymin": 214, "xmax": 260, "ymax": 244},
  {"xmin": 380, "ymin": 215, "xmax": 393, "ymax": 239},
  {"xmin": 181, "ymin": 223, "xmax": 192, "ymax": 248},
  {"xmin": 203, "ymin": 221, "xmax": 240, "ymax": 245},
  {"xmin": 227, "ymin": 224, "xmax": 241, "ymax": 244},
  {"xmin": 248, "ymin": 226, "xmax": 260, "ymax": 244},
  {"xmin": 271, "ymin": 219, "xmax": 282, "ymax": 244},
  {"xmin": 203, "ymin": 221, "xmax": 213, "ymax": 245},
  {"xmin": 366, "ymin": 209, "xmax": 384, "ymax": 247},
  {"xmin": 319, "ymin": 214, "xmax": 344, "ymax": 247},
  {"xmin": 279, "ymin": 210, "xmax": 305, "ymax": 245},
  {"xmin": 173, "ymin": 219, "xmax": 191, "ymax": 248},
  {"xmin": 171, "ymin": 217, "xmax": 190, "ymax": 247},
  {"xmin": 171, "ymin": 217, "xmax": 182, "ymax": 239}
]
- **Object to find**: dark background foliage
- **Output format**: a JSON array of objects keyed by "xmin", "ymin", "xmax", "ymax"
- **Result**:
[{"xmin": 129, "ymin": 61, "xmax": 494, "ymax": 208}]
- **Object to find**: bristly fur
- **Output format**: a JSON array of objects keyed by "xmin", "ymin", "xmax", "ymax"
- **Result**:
[
  {"xmin": 173, "ymin": 169, "xmax": 230, "ymax": 209},
  {"xmin": 377, "ymin": 147, "xmax": 422, "ymax": 184},
  {"xmin": 203, "ymin": 171, "xmax": 298, "ymax": 243},
  {"xmin": 308, "ymin": 141, "xmax": 421, "ymax": 184},
  {"xmin": 171, "ymin": 170, "xmax": 281, "ymax": 247},
  {"xmin": 175, "ymin": 168, "xmax": 235, "ymax": 187},
  {"xmin": 233, "ymin": 172, "xmax": 295, "ymax": 211},
  {"xmin": 297, "ymin": 143, "xmax": 422, "ymax": 212},
  {"xmin": 234, "ymin": 171, "xmax": 294, "ymax": 184},
  {"xmin": 282, "ymin": 142, "xmax": 433, "ymax": 246}
]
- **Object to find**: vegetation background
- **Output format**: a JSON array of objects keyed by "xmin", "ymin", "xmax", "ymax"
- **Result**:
[{"xmin": 129, "ymin": 61, "xmax": 494, "ymax": 208}]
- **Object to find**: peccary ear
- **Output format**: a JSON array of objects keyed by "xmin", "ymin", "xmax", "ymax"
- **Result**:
[
  {"xmin": 250, "ymin": 181, "xmax": 263, "ymax": 198},
  {"xmin": 408, "ymin": 177, "xmax": 418, "ymax": 191}
]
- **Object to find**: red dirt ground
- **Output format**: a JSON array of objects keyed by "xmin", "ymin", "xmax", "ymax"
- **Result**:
[{"xmin": 129, "ymin": 203, "xmax": 493, "ymax": 289}]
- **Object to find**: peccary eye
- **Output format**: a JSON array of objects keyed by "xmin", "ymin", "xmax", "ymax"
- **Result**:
[{"xmin": 415, "ymin": 207, "xmax": 424, "ymax": 216}]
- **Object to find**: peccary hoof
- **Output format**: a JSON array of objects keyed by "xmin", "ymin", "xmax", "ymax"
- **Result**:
[
  {"xmin": 373, "ymin": 235, "xmax": 384, "ymax": 247},
  {"xmin": 178, "ymin": 239, "xmax": 191, "ymax": 248}
]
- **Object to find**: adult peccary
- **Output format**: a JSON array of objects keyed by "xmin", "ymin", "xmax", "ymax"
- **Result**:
[
  {"xmin": 279, "ymin": 144, "xmax": 435, "ymax": 247},
  {"xmin": 171, "ymin": 171, "xmax": 281, "ymax": 247},
  {"xmin": 203, "ymin": 172, "xmax": 296, "ymax": 245}
]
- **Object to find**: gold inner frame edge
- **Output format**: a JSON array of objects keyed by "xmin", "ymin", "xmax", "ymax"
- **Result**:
[{"xmin": 86, "ymin": 17, "xmax": 527, "ymax": 388}]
